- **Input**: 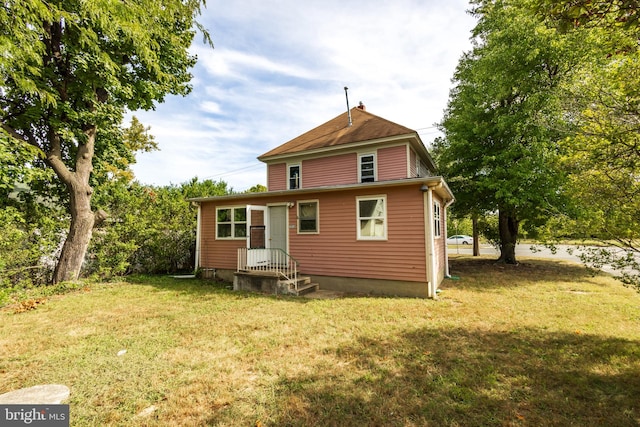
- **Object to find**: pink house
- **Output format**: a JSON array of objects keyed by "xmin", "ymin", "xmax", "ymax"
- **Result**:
[{"xmin": 190, "ymin": 106, "xmax": 455, "ymax": 298}]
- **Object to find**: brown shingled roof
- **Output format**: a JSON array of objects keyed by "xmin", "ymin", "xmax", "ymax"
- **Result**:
[{"xmin": 259, "ymin": 107, "xmax": 416, "ymax": 160}]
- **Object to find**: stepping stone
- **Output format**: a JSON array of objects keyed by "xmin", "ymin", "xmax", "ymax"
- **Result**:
[{"xmin": 0, "ymin": 385, "xmax": 70, "ymax": 404}]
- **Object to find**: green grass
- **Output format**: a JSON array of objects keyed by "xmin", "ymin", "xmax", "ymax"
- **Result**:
[{"xmin": 1, "ymin": 257, "xmax": 639, "ymax": 426}]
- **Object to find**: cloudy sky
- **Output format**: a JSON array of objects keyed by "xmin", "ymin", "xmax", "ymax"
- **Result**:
[{"xmin": 129, "ymin": 0, "xmax": 477, "ymax": 192}]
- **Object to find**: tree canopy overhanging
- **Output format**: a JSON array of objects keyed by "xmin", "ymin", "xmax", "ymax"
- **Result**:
[
  {"xmin": 436, "ymin": 0, "xmax": 581, "ymax": 264},
  {"xmin": 437, "ymin": 0, "xmax": 640, "ymax": 289},
  {"xmin": 0, "ymin": 0, "xmax": 211, "ymax": 283}
]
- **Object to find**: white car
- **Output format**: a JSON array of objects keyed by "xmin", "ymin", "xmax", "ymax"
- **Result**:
[{"xmin": 446, "ymin": 235, "xmax": 473, "ymax": 245}]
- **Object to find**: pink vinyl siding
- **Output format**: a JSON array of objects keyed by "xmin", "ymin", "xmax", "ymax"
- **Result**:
[
  {"xmin": 198, "ymin": 183, "xmax": 444, "ymax": 285},
  {"xmin": 302, "ymin": 152, "xmax": 357, "ymax": 188},
  {"xmin": 200, "ymin": 196, "xmax": 281, "ymax": 269},
  {"xmin": 199, "ymin": 202, "xmax": 245, "ymax": 270},
  {"xmin": 378, "ymin": 145, "xmax": 409, "ymax": 181},
  {"xmin": 267, "ymin": 163, "xmax": 286, "ymax": 191},
  {"xmin": 289, "ymin": 185, "xmax": 427, "ymax": 282}
]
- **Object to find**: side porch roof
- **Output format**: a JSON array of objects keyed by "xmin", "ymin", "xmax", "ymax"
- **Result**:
[{"xmin": 187, "ymin": 176, "xmax": 455, "ymax": 204}]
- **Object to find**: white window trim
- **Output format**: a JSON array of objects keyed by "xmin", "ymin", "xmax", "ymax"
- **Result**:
[
  {"xmin": 288, "ymin": 163, "xmax": 301, "ymax": 190},
  {"xmin": 297, "ymin": 199, "xmax": 319, "ymax": 234},
  {"xmin": 215, "ymin": 206, "xmax": 247, "ymax": 240},
  {"xmin": 358, "ymin": 152, "xmax": 377, "ymax": 183},
  {"xmin": 434, "ymin": 202, "xmax": 442, "ymax": 238},
  {"xmin": 356, "ymin": 195, "xmax": 388, "ymax": 240}
]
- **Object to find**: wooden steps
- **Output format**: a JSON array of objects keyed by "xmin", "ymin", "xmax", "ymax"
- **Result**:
[{"xmin": 280, "ymin": 275, "xmax": 320, "ymax": 296}]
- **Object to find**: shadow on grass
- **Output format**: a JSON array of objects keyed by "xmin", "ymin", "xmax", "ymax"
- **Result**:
[
  {"xmin": 214, "ymin": 326, "xmax": 640, "ymax": 426},
  {"xmin": 446, "ymin": 256, "xmax": 604, "ymax": 290}
]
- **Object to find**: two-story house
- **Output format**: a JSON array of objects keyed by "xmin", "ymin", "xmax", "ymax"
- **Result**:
[{"xmin": 189, "ymin": 105, "xmax": 454, "ymax": 298}]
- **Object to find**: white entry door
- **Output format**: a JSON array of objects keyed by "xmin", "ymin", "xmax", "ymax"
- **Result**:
[{"xmin": 268, "ymin": 205, "xmax": 288, "ymax": 253}]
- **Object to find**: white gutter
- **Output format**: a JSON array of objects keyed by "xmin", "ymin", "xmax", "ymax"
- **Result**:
[{"xmin": 443, "ymin": 198, "xmax": 455, "ymax": 278}]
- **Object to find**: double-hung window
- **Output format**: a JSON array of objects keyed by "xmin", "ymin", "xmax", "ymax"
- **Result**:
[
  {"xmin": 216, "ymin": 207, "xmax": 247, "ymax": 239},
  {"xmin": 433, "ymin": 202, "xmax": 441, "ymax": 238},
  {"xmin": 357, "ymin": 195, "xmax": 387, "ymax": 240},
  {"xmin": 359, "ymin": 154, "xmax": 376, "ymax": 183},
  {"xmin": 298, "ymin": 200, "xmax": 318, "ymax": 233},
  {"xmin": 288, "ymin": 164, "xmax": 301, "ymax": 189}
]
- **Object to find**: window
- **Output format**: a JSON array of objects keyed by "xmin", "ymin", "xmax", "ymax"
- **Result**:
[
  {"xmin": 433, "ymin": 202, "xmax": 441, "ymax": 238},
  {"xmin": 298, "ymin": 200, "xmax": 318, "ymax": 233},
  {"xmin": 216, "ymin": 207, "xmax": 247, "ymax": 239},
  {"xmin": 357, "ymin": 196, "xmax": 387, "ymax": 240},
  {"xmin": 359, "ymin": 154, "xmax": 376, "ymax": 183},
  {"xmin": 288, "ymin": 164, "xmax": 301, "ymax": 189}
]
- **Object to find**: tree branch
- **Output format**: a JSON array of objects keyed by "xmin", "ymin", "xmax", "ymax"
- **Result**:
[
  {"xmin": 46, "ymin": 128, "xmax": 74, "ymax": 185},
  {"xmin": 1, "ymin": 122, "xmax": 29, "ymax": 143}
]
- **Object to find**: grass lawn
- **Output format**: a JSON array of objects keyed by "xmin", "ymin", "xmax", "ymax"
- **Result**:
[{"xmin": 1, "ymin": 256, "xmax": 639, "ymax": 426}]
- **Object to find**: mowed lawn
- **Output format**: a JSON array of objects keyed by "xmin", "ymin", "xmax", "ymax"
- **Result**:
[{"xmin": 1, "ymin": 257, "xmax": 639, "ymax": 426}]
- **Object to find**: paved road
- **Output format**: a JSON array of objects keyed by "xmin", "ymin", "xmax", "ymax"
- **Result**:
[
  {"xmin": 450, "ymin": 244, "xmax": 583, "ymax": 263},
  {"xmin": 449, "ymin": 243, "xmax": 626, "ymax": 275}
]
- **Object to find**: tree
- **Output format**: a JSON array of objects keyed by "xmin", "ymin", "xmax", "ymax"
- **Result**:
[
  {"xmin": 88, "ymin": 178, "xmax": 230, "ymax": 277},
  {"xmin": 533, "ymin": 0, "xmax": 640, "ymax": 34},
  {"xmin": 529, "ymin": 0, "xmax": 640, "ymax": 290},
  {"xmin": 0, "ymin": 0, "xmax": 211, "ymax": 283},
  {"xmin": 245, "ymin": 184, "xmax": 268, "ymax": 193},
  {"xmin": 97, "ymin": 116, "xmax": 158, "ymax": 184},
  {"xmin": 181, "ymin": 177, "xmax": 233, "ymax": 199},
  {"xmin": 436, "ymin": 0, "xmax": 584, "ymax": 263}
]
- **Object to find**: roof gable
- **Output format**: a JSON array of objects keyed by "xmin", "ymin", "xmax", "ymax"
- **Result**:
[{"xmin": 259, "ymin": 107, "xmax": 417, "ymax": 160}]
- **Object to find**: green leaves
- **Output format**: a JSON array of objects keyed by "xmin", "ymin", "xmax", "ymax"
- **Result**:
[
  {"xmin": 87, "ymin": 178, "xmax": 231, "ymax": 278},
  {"xmin": 1, "ymin": 0, "xmax": 207, "ymax": 162},
  {"xmin": 1, "ymin": 0, "xmax": 209, "ymax": 281},
  {"xmin": 437, "ymin": 0, "xmax": 587, "ymax": 258}
]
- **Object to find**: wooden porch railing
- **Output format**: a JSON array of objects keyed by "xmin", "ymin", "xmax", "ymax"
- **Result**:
[{"xmin": 237, "ymin": 248, "xmax": 299, "ymax": 284}]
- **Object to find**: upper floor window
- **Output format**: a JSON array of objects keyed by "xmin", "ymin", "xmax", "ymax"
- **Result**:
[
  {"xmin": 216, "ymin": 207, "xmax": 247, "ymax": 239},
  {"xmin": 357, "ymin": 195, "xmax": 387, "ymax": 240},
  {"xmin": 433, "ymin": 202, "xmax": 441, "ymax": 238},
  {"xmin": 298, "ymin": 200, "xmax": 319, "ymax": 233},
  {"xmin": 288, "ymin": 164, "xmax": 301, "ymax": 189},
  {"xmin": 359, "ymin": 153, "xmax": 376, "ymax": 183}
]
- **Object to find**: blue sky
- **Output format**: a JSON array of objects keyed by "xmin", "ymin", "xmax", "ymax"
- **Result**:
[{"xmin": 129, "ymin": 0, "xmax": 477, "ymax": 191}]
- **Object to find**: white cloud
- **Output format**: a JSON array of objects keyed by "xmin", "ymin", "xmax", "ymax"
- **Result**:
[
  {"xmin": 199, "ymin": 101, "xmax": 222, "ymax": 115},
  {"xmin": 130, "ymin": 0, "xmax": 477, "ymax": 191},
  {"xmin": 196, "ymin": 47, "xmax": 317, "ymax": 80}
]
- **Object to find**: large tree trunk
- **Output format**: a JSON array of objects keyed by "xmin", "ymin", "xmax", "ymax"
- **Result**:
[
  {"xmin": 472, "ymin": 215, "xmax": 480, "ymax": 256},
  {"xmin": 48, "ymin": 125, "xmax": 103, "ymax": 284},
  {"xmin": 497, "ymin": 209, "xmax": 519, "ymax": 264},
  {"xmin": 53, "ymin": 188, "xmax": 95, "ymax": 283}
]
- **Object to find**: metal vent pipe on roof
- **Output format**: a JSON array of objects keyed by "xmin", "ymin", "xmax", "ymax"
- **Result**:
[{"xmin": 344, "ymin": 86, "xmax": 352, "ymax": 127}]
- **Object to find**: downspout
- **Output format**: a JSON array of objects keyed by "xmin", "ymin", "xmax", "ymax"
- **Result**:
[
  {"xmin": 423, "ymin": 186, "xmax": 437, "ymax": 299},
  {"xmin": 443, "ymin": 198, "xmax": 455, "ymax": 278},
  {"xmin": 194, "ymin": 202, "xmax": 201, "ymax": 273}
]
